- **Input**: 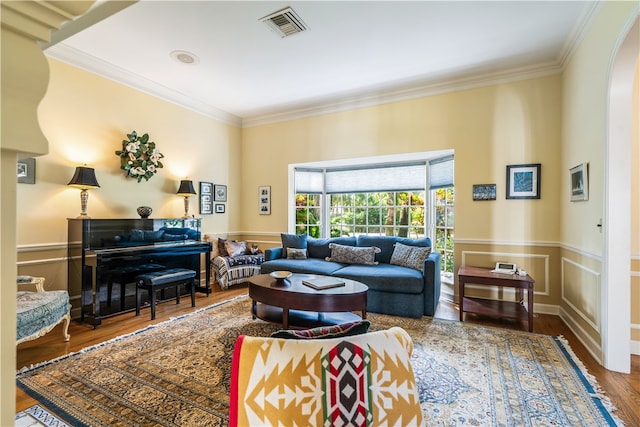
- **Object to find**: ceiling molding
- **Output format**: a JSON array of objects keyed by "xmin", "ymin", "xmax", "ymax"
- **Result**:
[
  {"xmin": 44, "ymin": 44, "xmax": 243, "ymax": 127},
  {"xmin": 556, "ymin": 1, "xmax": 602, "ymax": 70},
  {"xmin": 241, "ymin": 61, "xmax": 562, "ymax": 128}
]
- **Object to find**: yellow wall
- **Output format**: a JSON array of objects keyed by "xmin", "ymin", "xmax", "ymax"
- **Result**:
[
  {"xmin": 17, "ymin": 58, "xmax": 242, "ymax": 314},
  {"xmin": 242, "ymin": 76, "xmax": 562, "ymax": 244}
]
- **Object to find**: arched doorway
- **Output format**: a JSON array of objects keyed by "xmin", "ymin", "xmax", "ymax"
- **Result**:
[{"xmin": 603, "ymin": 16, "xmax": 638, "ymax": 373}]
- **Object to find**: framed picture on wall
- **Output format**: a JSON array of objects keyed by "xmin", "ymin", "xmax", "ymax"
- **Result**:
[
  {"xmin": 214, "ymin": 184, "xmax": 227, "ymax": 202},
  {"xmin": 506, "ymin": 163, "xmax": 541, "ymax": 199},
  {"xmin": 199, "ymin": 181, "xmax": 213, "ymax": 214},
  {"xmin": 215, "ymin": 203, "xmax": 225, "ymax": 214},
  {"xmin": 472, "ymin": 184, "xmax": 496, "ymax": 201},
  {"xmin": 17, "ymin": 158, "xmax": 36, "ymax": 184},
  {"xmin": 259, "ymin": 185, "xmax": 271, "ymax": 215},
  {"xmin": 570, "ymin": 162, "xmax": 589, "ymax": 201}
]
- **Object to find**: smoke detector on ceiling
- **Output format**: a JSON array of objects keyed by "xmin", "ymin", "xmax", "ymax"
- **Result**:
[
  {"xmin": 170, "ymin": 50, "xmax": 200, "ymax": 65},
  {"xmin": 260, "ymin": 6, "xmax": 308, "ymax": 38}
]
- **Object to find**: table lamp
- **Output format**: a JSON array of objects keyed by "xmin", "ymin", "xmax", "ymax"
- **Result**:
[
  {"xmin": 177, "ymin": 179, "xmax": 197, "ymax": 218},
  {"xmin": 67, "ymin": 166, "xmax": 100, "ymax": 217}
]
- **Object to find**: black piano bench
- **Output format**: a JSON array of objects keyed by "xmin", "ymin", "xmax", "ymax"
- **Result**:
[{"xmin": 135, "ymin": 268, "xmax": 197, "ymax": 320}]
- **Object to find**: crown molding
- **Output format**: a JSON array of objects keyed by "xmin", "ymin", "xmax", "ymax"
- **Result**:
[
  {"xmin": 44, "ymin": 44, "xmax": 243, "ymax": 128},
  {"xmin": 241, "ymin": 61, "xmax": 562, "ymax": 128}
]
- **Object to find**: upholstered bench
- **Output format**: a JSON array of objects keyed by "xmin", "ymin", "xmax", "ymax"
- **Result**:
[
  {"xmin": 17, "ymin": 277, "xmax": 71, "ymax": 345},
  {"xmin": 107, "ymin": 263, "xmax": 166, "ymax": 310},
  {"xmin": 135, "ymin": 268, "xmax": 196, "ymax": 320}
]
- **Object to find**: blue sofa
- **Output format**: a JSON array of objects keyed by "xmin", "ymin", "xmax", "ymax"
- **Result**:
[{"xmin": 260, "ymin": 235, "xmax": 441, "ymax": 318}]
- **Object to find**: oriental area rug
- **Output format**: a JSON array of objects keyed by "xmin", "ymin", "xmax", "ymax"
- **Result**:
[{"xmin": 17, "ymin": 296, "xmax": 622, "ymax": 426}]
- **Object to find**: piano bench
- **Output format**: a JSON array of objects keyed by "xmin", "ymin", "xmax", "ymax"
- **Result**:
[{"xmin": 135, "ymin": 268, "xmax": 197, "ymax": 320}]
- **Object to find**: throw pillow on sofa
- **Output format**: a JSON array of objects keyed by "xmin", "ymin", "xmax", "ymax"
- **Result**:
[
  {"xmin": 271, "ymin": 320, "xmax": 370, "ymax": 340},
  {"xmin": 390, "ymin": 242, "xmax": 432, "ymax": 271},
  {"xmin": 225, "ymin": 240, "xmax": 248, "ymax": 257},
  {"xmin": 286, "ymin": 247, "xmax": 307, "ymax": 259},
  {"xmin": 280, "ymin": 233, "xmax": 308, "ymax": 258},
  {"xmin": 326, "ymin": 243, "xmax": 381, "ymax": 265}
]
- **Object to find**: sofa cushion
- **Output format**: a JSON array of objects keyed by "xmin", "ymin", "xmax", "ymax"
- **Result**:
[
  {"xmin": 261, "ymin": 258, "xmax": 346, "ymax": 276},
  {"xmin": 271, "ymin": 320, "xmax": 370, "ymax": 340},
  {"xmin": 307, "ymin": 236, "xmax": 356, "ymax": 259},
  {"xmin": 335, "ymin": 263, "xmax": 425, "ymax": 293},
  {"xmin": 280, "ymin": 233, "xmax": 308, "ymax": 259},
  {"xmin": 286, "ymin": 247, "xmax": 308, "ymax": 260},
  {"xmin": 326, "ymin": 243, "xmax": 380, "ymax": 265},
  {"xmin": 390, "ymin": 242, "xmax": 432, "ymax": 271},
  {"xmin": 357, "ymin": 235, "xmax": 431, "ymax": 264}
]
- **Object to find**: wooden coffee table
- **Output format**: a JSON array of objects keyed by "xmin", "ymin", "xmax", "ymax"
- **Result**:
[{"xmin": 248, "ymin": 273, "xmax": 368, "ymax": 329}]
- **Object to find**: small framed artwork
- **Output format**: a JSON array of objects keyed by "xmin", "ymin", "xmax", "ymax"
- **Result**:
[
  {"xmin": 472, "ymin": 184, "xmax": 496, "ymax": 201},
  {"xmin": 214, "ymin": 184, "xmax": 227, "ymax": 202},
  {"xmin": 506, "ymin": 163, "xmax": 541, "ymax": 199},
  {"xmin": 199, "ymin": 181, "xmax": 213, "ymax": 214},
  {"xmin": 215, "ymin": 204, "xmax": 225, "ymax": 214},
  {"xmin": 570, "ymin": 162, "xmax": 589, "ymax": 201},
  {"xmin": 17, "ymin": 158, "xmax": 36, "ymax": 184},
  {"xmin": 259, "ymin": 185, "xmax": 271, "ymax": 215}
]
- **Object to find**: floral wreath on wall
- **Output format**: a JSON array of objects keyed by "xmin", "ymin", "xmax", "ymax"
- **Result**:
[{"xmin": 115, "ymin": 131, "xmax": 164, "ymax": 182}]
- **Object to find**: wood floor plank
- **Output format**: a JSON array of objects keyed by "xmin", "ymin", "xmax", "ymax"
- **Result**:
[{"xmin": 16, "ymin": 288, "xmax": 640, "ymax": 425}]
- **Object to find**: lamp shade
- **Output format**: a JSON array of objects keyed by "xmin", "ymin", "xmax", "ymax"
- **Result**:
[
  {"xmin": 67, "ymin": 166, "xmax": 100, "ymax": 189},
  {"xmin": 176, "ymin": 180, "xmax": 196, "ymax": 196}
]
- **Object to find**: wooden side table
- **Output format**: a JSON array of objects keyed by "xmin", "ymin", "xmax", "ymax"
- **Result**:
[{"xmin": 457, "ymin": 265, "xmax": 535, "ymax": 332}]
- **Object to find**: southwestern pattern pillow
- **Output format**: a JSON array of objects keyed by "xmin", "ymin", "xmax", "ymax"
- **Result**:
[
  {"xmin": 390, "ymin": 242, "xmax": 432, "ymax": 271},
  {"xmin": 271, "ymin": 320, "xmax": 370, "ymax": 340},
  {"xmin": 326, "ymin": 243, "xmax": 380, "ymax": 265},
  {"xmin": 230, "ymin": 327, "xmax": 423, "ymax": 426}
]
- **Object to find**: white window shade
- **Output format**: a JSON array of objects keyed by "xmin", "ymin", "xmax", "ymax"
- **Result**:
[
  {"xmin": 294, "ymin": 169, "xmax": 323, "ymax": 193},
  {"xmin": 325, "ymin": 164, "xmax": 426, "ymax": 193},
  {"xmin": 429, "ymin": 156, "xmax": 454, "ymax": 189}
]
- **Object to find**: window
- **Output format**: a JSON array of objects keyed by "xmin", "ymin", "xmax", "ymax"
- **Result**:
[
  {"xmin": 292, "ymin": 154, "xmax": 454, "ymax": 274},
  {"xmin": 329, "ymin": 192, "xmax": 426, "ymax": 238},
  {"xmin": 434, "ymin": 187, "xmax": 455, "ymax": 274}
]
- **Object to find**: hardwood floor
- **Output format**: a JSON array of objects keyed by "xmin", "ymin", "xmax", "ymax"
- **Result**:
[{"xmin": 16, "ymin": 287, "xmax": 640, "ymax": 425}]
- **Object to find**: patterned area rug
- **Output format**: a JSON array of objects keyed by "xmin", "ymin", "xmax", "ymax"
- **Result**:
[{"xmin": 17, "ymin": 296, "xmax": 622, "ymax": 426}]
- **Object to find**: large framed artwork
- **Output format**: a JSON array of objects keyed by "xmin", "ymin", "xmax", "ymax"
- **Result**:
[
  {"xmin": 506, "ymin": 163, "xmax": 541, "ymax": 199},
  {"xmin": 570, "ymin": 162, "xmax": 588, "ymax": 201},
  {"xmin": 199, "ymin": 181, "xmax": 213, "ymax": 214}
]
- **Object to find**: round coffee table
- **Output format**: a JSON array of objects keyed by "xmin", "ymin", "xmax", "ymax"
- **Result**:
[{"xmin": 248, "ymin": 273, "xmax": 368, "ymax": 329}]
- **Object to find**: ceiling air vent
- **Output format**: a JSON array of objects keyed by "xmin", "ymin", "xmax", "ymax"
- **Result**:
[{"xmin": 260, "ymin": 7, "xmax": 308, "ymax": 38}]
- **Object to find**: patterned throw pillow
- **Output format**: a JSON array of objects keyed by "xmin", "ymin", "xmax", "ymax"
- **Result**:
[
  {"xmin": 225, "ymin": 240, "xmax": 248, "ymax": 257},
  {"xmin": 389, "ymin": 242, "xmax": 432, "ymax": 271},
  {"xmin": 326, "ymin": 243, "xmax": 380, "ymax": 265},
  {"xmin": 271, "ymin": 320, "xmax": 371, "ymax": 340},
  {"xmin": 286, "ymin": 247, "xmax": 308, "ymax": 260}
]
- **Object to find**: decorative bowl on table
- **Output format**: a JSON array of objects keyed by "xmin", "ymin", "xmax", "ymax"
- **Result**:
[
  {"xmin": 270, "ymin": 271, "xmax": 292, "ymax": 286},
  {"xmin": 270, "ymin": 271, "xmax": 292, "ymax": 280}
]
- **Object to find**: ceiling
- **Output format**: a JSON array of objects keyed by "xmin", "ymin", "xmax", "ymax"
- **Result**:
[{"xmin": 44, "ymin": 1, "xmax": 596, "ymax": 127}]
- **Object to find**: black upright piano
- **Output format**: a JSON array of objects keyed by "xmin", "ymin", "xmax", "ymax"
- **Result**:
[{"xmin": 68, "ymin": 218, "xmax": 212, "ymax": 327}]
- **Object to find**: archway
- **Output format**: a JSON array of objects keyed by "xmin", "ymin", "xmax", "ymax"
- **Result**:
[{"xmin": 603, "ymin": 16, "xmax": 638, "ymax": 373}]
